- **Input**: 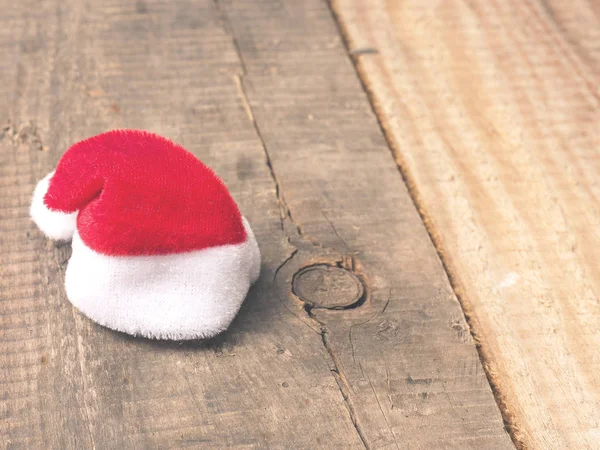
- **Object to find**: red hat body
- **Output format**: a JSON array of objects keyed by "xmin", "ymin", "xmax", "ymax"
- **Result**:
[{"xmin": 44, "ymin": 130, "xmax": 247, "ymax": 256}]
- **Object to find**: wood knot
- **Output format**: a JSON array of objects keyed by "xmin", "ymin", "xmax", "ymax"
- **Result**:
[{"xmin": 292, "ymin": 264, "xmax": 364, "ymax": 309}]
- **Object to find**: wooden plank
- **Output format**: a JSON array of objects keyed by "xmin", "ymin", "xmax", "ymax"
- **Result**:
[
  {"xmin": 0, "ymin": 0, "xmax": 511, "ymax": 448},
  {"xmin": 331, "ymin": 0, "xmax": 600, "ymax": 448},
  {"xmin": 0, "ymin": 1, "xmax": 363, "ymax": 449}
]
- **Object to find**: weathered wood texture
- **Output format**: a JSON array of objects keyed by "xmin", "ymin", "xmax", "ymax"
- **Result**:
[
  {"xmin": 331, "ymin": 0, "xmax": 600, "ymax": 448},
  {"xmin": 0, "ymin": 0, "xmax": 511, "ymax": 449}
]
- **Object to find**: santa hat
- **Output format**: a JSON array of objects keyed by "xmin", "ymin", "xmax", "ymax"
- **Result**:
[{"xmin": 30, "ymin": 130, "xmax": 260, "ymax": 340}]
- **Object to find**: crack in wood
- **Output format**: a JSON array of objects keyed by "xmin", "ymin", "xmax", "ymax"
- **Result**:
[
  {"xmin": 319, "ymin": 326, "xmax": 370, "ymax": 450},
  {"xmin": 272, "ymin": 248, "xmax": 298, "ymax": 282},
  {"xmin": 367, "ymin": 374, "xmax": 400, "ymax": 450},
  {"xmin": 322, "ymin": 210, "xmax": 350, "ymax": 249},
  {"xmin": 215, "ymin": 0, "xmax": 302, "ymax": 237}
]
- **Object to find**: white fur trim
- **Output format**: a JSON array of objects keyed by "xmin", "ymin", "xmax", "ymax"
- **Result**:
[
  {"xmin": 65, "ymin": 218, "xmax": 261, "ymax": 340},
  {"xmin": 30, "ymin": 172, "xmax": 78, "ymax": 241}
]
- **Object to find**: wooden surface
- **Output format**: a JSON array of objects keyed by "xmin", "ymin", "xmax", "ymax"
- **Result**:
[
  {"xmin": 332, "ymin": 0, "xmax": 600, "ymax": 449},
  {"xmin": 0, "ymin": 0, "xmax": 513, "ymax": 449}
]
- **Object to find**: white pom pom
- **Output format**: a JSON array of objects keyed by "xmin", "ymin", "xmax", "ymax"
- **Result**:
[{"xmin": 30, "ymin": 172, "xmax": 78, "ymax": 241}]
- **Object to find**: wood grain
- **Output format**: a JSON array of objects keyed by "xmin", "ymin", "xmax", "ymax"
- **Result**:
[
  {"xmin": 331, "ymin": 0, "xmax": 600, "ymax": 448},
  {"xmin": 1, "ymin": 0, "xmax": 510, "ymax": 448}
]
